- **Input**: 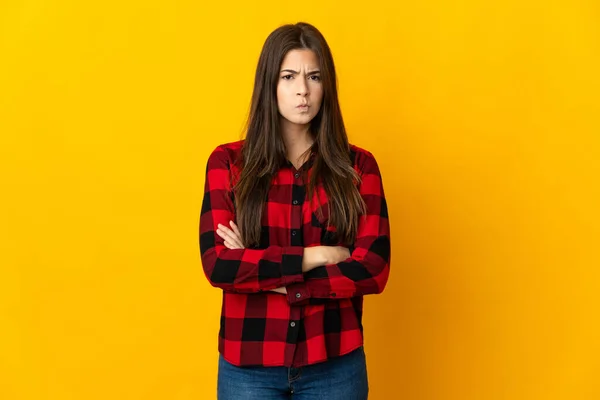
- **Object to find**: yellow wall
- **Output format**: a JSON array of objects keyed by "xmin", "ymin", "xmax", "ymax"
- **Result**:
[{"xmin": 1, "ymin": 1, "xmax": 599, "ymax": 399}]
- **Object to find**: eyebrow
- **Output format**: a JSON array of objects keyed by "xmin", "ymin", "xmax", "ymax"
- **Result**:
[{"xmin": 280, "ymin": 69, "xmax": 321, "ymax": 75}]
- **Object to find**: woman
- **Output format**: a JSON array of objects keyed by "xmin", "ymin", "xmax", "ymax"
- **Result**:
[{"xmin": 199, "ymin": 22, "xmax": 391, "ymax": 399}]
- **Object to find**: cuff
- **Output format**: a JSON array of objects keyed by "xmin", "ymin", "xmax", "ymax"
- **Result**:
[
  {"xmin": 281, "ymin": 246, "xmax": 304, "ymax": 285},
  {"xmin": 286, "ymin": 282, "xmax": 311, "ymax": 305}
]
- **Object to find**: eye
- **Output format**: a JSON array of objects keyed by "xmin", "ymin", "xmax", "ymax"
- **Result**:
[
  {"xmin": 282, "ymin": 74, "xmax": 293, "ymax": 80},
  {"xmin": 309, "ymin": 75, "xmax": 321, "ymax": 81}
]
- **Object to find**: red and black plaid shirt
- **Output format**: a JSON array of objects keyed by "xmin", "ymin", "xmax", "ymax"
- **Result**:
[{"xmin": 199, "ymin": 140, "xmax": 391, "ymax": 367}]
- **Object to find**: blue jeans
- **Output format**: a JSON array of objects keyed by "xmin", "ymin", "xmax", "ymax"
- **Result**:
[{"xmin": 217, "ymin": 347, "xmax": 369, "ymax": 399}]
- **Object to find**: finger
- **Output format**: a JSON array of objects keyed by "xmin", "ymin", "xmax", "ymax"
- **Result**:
[
  {"xmin": 218, "ymin": 225, "xmax": 235, "ymax": 240},
  {"xmin": 219, "ymin": 224, "xmax": 244, "ymax": 249},
  {"xmin": 218, "ymin": 224, "xmax": 234, "ymax": 236},
  {"xmin": 217, "ymin": 228, "xmax": 234, "ymax": 244},
  {"xmin": 223, "ymin": 229, "xmax": 244, "ymax": 249},
  {"xmin": 227, "ymin": 221, "xmax": 243, "ymax": 244},
  {"xmin": 218, "ymin": 230, "xmax": 237, "ymax": 249},
  {"xmin": 230, "ymin": 221, "xmax": 242, "ymax": 238},
  {"xmin": 229, "ymin": 221, "xmax": 244, "ymax": 247},
  {"xmin": 226, "ymin": 239, "xmax": 244, "ymax": 250},
  {"xmin": 224, "ymin": 235, "xmax": 245, "ymax": 249},
  {"xmin": 226, "ymin": 230, "xmax": 244, "ymax": 249},
  {"xmin": 218, "ymin": 224, "xmax": 244, "ymax": 249}
]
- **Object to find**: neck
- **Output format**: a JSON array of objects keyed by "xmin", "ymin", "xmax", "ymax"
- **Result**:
[{"xmin": 280, "ymin": 119, "xmax": 314, "ymax": 162}]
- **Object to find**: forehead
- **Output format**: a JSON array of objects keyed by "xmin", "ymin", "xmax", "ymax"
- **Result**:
[{"xmin": 280, "ymin": 49, "xmax": 319, "ymax": 69}]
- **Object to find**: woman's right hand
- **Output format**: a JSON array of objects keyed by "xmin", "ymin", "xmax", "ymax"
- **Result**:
[
  {"xmin": 302, "ymin": 246, "xmax": 351, "ymax": 273},
  {"xmin": 327, "ymin": 246, "xmax": 351, "ymax": 264}
]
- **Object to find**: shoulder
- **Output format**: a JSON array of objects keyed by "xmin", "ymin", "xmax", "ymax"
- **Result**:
[
  {"xmin": 207, "ymin": 140, "xmax": 244, "ymax": 168},
  {"xmin": 349, "ymin": 143, "xmax": 381, "ymax": 176},
  {"xmin": 216, "ymin": 139, "xmax": 244, "ymax": 153}
]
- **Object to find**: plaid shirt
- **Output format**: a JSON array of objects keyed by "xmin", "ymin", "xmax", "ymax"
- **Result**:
[{"xmin": 199, "ymin": 140, "xmax": 391, "ymax": 367}]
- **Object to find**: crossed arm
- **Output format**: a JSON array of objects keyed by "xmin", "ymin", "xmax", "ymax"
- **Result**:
[
  {"xmin": 199, "ymin": 145, "xmax": 391, "ymax": 305},
  {"xmin": 215, "ymin": 221, "xmax": 350, "ymax": 294}
]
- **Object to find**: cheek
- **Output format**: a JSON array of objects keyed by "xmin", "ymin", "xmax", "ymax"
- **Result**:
[
  {"xmin": 312, "ymin": 95, "xmax": 323, "ymax": 113},
  {"xmin": 277, "ymin": 86, "xmax": 291, "ymax": 107},
  {"xmin": 312, "ymin": 86, "xmax": 324, "ymax": 102}
]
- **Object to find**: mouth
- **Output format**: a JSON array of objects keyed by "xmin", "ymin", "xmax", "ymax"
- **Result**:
[{"xmin": 296, "ymin": 104, "xmax": 309, "ymax": 109}]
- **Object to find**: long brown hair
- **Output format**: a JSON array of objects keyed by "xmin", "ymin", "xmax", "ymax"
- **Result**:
[{"xmin": 233, "ymin": 22, "xmax": 366, "ymax": 247}]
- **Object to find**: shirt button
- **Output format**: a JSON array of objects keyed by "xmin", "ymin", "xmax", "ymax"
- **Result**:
[
  {"xmin": 292, "ymin": 230, "xmax": 297, "ymax": 236},
  {"xmin": 290, "ymin": 322, "xmax": 296, "ymax": 327},
  {"xmin": 294, "ymin": 173, "xmax": 300, "ymax": 178},
  {"xmin": 295, "ymin": 293, "xmax": 301, "ymax": 298},
  {"xmin": 292, "ymin": 199, "xmax": 299, "ymax": 205}
]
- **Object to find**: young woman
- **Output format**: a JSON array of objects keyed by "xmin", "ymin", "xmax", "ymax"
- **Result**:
[{"xmin": 199, "ymin": 22, "xmax": 391, "ymax": 399}]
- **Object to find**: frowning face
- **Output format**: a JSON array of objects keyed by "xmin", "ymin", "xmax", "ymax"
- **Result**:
[{"xmin": 277, "ymin": 49, "xmax": 323, "ymax": 129}]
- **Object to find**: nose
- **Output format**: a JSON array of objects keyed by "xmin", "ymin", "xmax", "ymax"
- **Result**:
[{"xmin": 296, "ymin": 78, "xmax": 309, "ymax": 96}]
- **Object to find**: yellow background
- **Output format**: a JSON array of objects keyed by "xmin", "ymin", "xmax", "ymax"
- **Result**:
[{"xmin": 1, "ymin": 1, "xmax": 599, "ymax": 399}]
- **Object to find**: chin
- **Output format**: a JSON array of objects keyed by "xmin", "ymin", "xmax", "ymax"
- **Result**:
[
  {"xmin": 292, "ymin": 116, "xmax": 314, "ymax": 125},
  {"xmin": 281, "ymin": 112, "xmax": 315, "ymax": 126}
]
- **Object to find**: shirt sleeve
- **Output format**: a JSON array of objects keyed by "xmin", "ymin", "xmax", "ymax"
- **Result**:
[
  {"xmin": 285, "ymin": 150, "xmax": 391, "ymax": 305},
  {"xmin": 199, "ymin": 145, "xmax": 305, "ymax": 293}
]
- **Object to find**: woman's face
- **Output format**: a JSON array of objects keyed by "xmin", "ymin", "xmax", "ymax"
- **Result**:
[{"xmin": 276, "ymin": 49, "xmax": 323, "ymax": 128}]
